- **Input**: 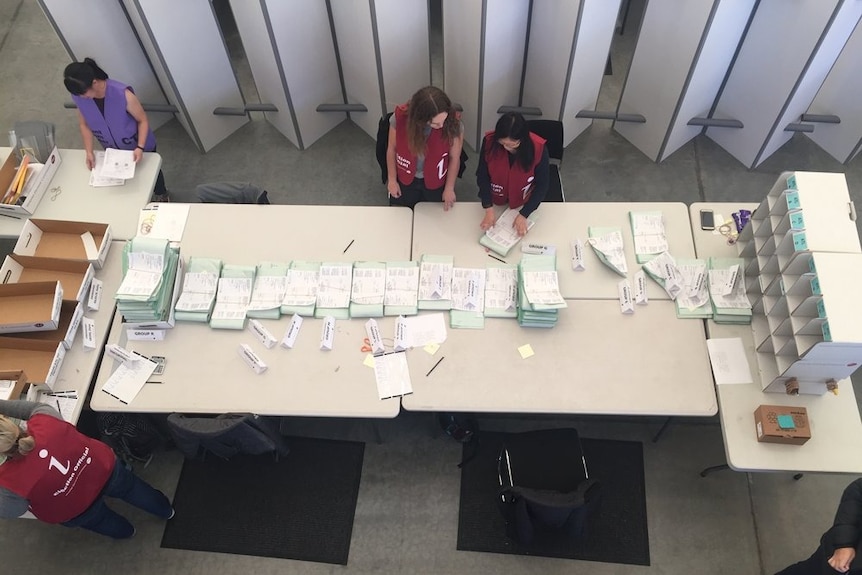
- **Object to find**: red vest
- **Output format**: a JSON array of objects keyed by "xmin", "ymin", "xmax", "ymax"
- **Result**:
[
  {"xmin": 483, "ymin": 131, "xmax": 546, "ymax": 209},
  {"xmin": 0, "ymin": 415, "xmax": 114, "ymax": 523},
  {"xmin": 393, "ymin": 104, "xmax": 455, "ymax": 188}
]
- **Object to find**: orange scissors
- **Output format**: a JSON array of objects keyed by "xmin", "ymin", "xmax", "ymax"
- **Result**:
[{"xmin": 360, "ymin": 338, "xmax": 373, "ymax": 353}]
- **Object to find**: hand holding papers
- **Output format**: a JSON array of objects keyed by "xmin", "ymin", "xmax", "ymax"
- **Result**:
[
  {"xmin": 89, "ymin": 151, "xmax": 124, "ymax": 187},
  {"xmin": 479, "ymin": 208, "xmax": 536, "ymax": 256}
]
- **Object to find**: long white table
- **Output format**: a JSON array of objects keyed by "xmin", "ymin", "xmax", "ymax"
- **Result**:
[
  {"xmin": 412, "ymin": 202, "xmax": 697, "ymax": 300},
  {"xmin": 0, "ymin": 147, "xmax": 159, "ymax": 240},
  {"xmin": 691, "ymin": 202, "xmax": 862, "ymax": 473},
  {"xmin": 91, "ymin": 205, "xmax": 414, "ymax": 418}
]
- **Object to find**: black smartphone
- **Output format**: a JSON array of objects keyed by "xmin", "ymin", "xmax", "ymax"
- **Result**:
[{"xmin": 700, "ymin": 209, "xmax": 715, "ymax": 231}]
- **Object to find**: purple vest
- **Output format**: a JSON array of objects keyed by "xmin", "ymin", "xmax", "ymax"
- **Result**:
[{"xmin": 72, "ymin": 79, "xmax": 156, "ymax": 151}]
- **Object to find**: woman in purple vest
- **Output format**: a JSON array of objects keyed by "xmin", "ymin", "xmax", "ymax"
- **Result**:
[{"xmin": 63, "ymin": 58, "xmax": 169, "ymax": 201}]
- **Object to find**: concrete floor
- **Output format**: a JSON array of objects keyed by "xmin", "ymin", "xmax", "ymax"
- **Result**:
[{"xmin": 1, "ymin": 1, "xmax": 861, "ymax": 574}]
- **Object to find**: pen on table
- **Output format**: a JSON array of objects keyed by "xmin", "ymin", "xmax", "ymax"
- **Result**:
[
  {"xmin": 56, "ymin": 399, "xmax": 62, "ymax": 412},
  {"xmin": 342, "ymin": 239, "xmax": 355, "ymax": 254},
  {"xmin": 426, "ymin": 356, "xmax": 445, "ymax": 377},
  {"xmin": 487, "ymin": 253, "xmax": 507, "ymax": 264}
]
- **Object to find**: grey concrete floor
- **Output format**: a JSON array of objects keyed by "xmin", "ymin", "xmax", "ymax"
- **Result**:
[{"xmin": 1, "ymin": 1, "xmax": 862, "ymax": 574}]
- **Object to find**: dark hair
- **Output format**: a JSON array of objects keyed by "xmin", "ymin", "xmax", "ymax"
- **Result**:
[
  {"xmin": 493, "ymin": 112, "xmax": 534, "ymax": 171},
  {"xmin": 406, "ymin": 86, "xmax": 460, "ymax": 156},
  {"xmin": 63, "ymin": 58, "xmax": 109, "ymax": 95}
]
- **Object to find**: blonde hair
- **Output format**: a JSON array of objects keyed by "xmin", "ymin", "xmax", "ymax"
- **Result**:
[{"xmin": 0, "ymin": 416, "xmax": 34, "ymax": 457}]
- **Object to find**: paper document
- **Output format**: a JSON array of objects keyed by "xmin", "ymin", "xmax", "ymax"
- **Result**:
[
  {"xmin": 175, "ymin": 272, "xmax": 218, "ymax": 311},
  {"xmin": 282, "ymin": 269, "xmax": 319, "ymax": 307},
  {"xmin": 706, "ymin": 338, "xmax": 753, "ymax": 385},
  {"xmin": 248, "ymin": 275, "xmax": 287, "ymax": 311},
  {"xmin": 100, "ymin": 148, "xmax": 136, "ymax": 179},
  {"xmin": 485, "ymin": 267, "xmax": 518, "ymax": 313},
  {"xmin": 316, "ymin": 264, "xmax": 353, "ymax": 309},
  {"xmin": 31, "ymin": 389, "xmax": 80, "ymax": 422},
  {"xmin": 373, "ymin": 351, "xmax": 413, "ymax": 399},
  {"xmin": 384, "ymin": 266, "xmax": 419, "ymax": 307},
  {"xmin": 481, "ymin": 208, "xmax": 535, "ymax": 255},
  {"xmin": 419, "ymin": 260, "xmax": 453, "ymax": 301},
  {"xmin": 587, "ymin": 229, "xmax": 628, "ymax": 276},
  {"xmin": 402, "ymin": 313, "xmax": 448, "ymax": 347},
  {"xmin": 523, "ymin": 271, "xmax": 565, "ymax": 305},
  {"xmin": 137, "ymin": 204, "xmax": 190, "ymax": 241},
  {"xmin": 630, "ymin": 211, "xmax": 668, "ymax": 260},
  {"xmin": 451, "ymin": 268, "xmax": 485, "ymax": 312},
  {"xmin": 351, "ymin": 266, "xmax": 386, "ymax": 305},
  {"xmin": 102, "ymin": 353, "xmax": 158, "ymax": 404},
  {"xmin": 89, "ymin": 151, "xmax": 124, "ymax": 187}
]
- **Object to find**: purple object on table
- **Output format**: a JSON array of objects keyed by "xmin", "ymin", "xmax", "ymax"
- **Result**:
[{"xmin": 732, "ymin": 210, "xmax": 752, "ymax": 233}]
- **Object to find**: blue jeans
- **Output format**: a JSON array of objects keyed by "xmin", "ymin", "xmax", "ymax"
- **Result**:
[{"xmin": 62, "ymin": 459, "xmax": 172, "ymax": 539}]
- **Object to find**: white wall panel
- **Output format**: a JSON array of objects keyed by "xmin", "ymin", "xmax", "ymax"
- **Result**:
[
  {"xmin": 707, "ymin": 0, "xmax": 840, "ymax": 168},
  {"xmin": 376, "ymin": 0, "xmax": 430, "ymax": 112},
  {"xmin": 126, "ymin": 0, "xmax": 248, "ymax": 153},
  {"xmin": 330, "ymin": 2, "xmax": 379, "ymax": 140},
  {"xmin": 442, "ymin": 0, "xmax": 482, "ymax": 149},
  {"xmin": 762, "ymin": 4, "xmax": 862, "ymax": 165},
  {"xmin": 559, "ymin": 0, "xmax": 621, "ymax": 145},
  {"xmin": 662, "ymin": 0, "xmax": 755, "ymax": 161},
  {"xmin": 265, "ymin": 0, "xmax": 344, "ymax": 150},
  {"xmin": 229, "ymin": 0, "xmax": 298, "ymax": 148},
  {"xmin": 39, "ymin": 0, "xmax": 171, "ymax": 130},
  {"xmin": 615, "ymin": 0, "xmax": 716, "ymax": 161},
  {"xmin": 807, "ymin": 18, "xmax": 862, "ymax": 164}
]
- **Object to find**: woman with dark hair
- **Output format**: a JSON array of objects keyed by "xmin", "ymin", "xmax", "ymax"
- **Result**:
[
  {"xmin": 63, "ymin": 57, "xmax": 169, "ymax": 201},
  {"xmin": 386, "ymin": 86, "xmax": 464, "ymax": 210},
  {"xmin": 476, "ymin": 112, "xmax": 549, "ymax": 236},
  {"xmin": 0, "ymin": 400, "xmax": 174, "ymax": 539}
]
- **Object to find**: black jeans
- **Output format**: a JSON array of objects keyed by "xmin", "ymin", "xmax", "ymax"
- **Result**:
[
  {"xmin": 775, "ymin": 545, "xmax": 861, "ymax": 575},
  {"xmin": 389, "ymin": 177, "xmax": 443, "ymax": 210}
]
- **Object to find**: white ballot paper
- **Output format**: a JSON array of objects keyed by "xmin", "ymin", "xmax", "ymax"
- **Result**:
[
  {"xmin": 116, "ymin": 252, "xmax": 164, "ymax": 299},
  {"xmin": 282, "ymin": 269, "xmax": 319, "ymax": 306},
  {"xmin": 175, "ymin": 272, "xmax": 218, "ymax": 311},
  {"xmin": 587, "ymin": 230, "xmax": 628, "ymax": 275},
  {"xmin": 100, "ymin": 148, "xmax": 136, "ymax": 180},
  {"xmin": 317, "ymin": 264, "xmax": 353, "ymax": 308},
  {"xmin": 706, "ymin": 338, "xmax": 753, "ymax": 385},
  {"xmin": 419, "ymin": 261, "xmax": 453, "ymax": 301},
  {"xmin": 484, "ymin": 267, "xmax": 518, "ymax": 313},
  {"xmin": 136, "ymin": 204, "xmax": 190, "ymax": 242},
  {"xmin": 89, "ymin": 151, "xmax": 124, "ymax": 187},
  {"xmin": 402, "ymin": 313, "xmax": 448, "ymax": 347},
  {"xmin": 373, "ymin": 351, "xmax": 412, "ymax": 400},
  {"xmin": 102, "ymin": 350, "xmax": 158, "ymax": 404},
  {"xmin": 523, "ymin": 271, "xmax": 565, "ymax": 306}
]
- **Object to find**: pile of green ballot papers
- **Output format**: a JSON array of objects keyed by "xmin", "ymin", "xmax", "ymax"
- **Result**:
[
  {"xmin": 247, "ymin": 262, "xmax": 289, "ymax": 320},
  {"xmin": 674, "ymin": 258, "xmax": 712, "ymax": 319},
  {"xmin": 449, "ymin": 267, "xmax": 485, "ymax": 329},
  {"xmin": 708, "ymin": 257, "xmax": 752, "ymax": 324},
  {"xmin": 484, "ymin": 264, "xmax": 518, "ymax": 319},
  {"xmin": 210, "ymin": 264, "xmax": 256, "ymax": 330},
  {"xmin": 517, "ymin": 253, "xmax": 566, "ymax": 328},
  {"xmin": 350, "ymin": 261, "xmax": 386, "ymax": 318},
  {"xmin": 116, "ymin": 237, "xmax": 179, "ymax": 324},
  {"xmin": 174, "ymin": 257, "xmax": 222, "ymax": 323},
  {"xmin": 418, "ymin": 254, "xmax": 453, "ymax": 311}
]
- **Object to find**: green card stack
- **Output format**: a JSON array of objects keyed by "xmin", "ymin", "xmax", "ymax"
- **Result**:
[
  {"xmin": 517, "ymin": 253, "xmax": 567, "ymax": 328},
  {"xmin": 116, "ymin": 237, "xmax": 179, "ymax": 324}
]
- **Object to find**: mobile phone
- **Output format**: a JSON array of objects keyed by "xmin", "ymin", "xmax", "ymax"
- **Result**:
[{"xmin": 700, "ymin": 209, "xmax": 715, "ymax": 231}]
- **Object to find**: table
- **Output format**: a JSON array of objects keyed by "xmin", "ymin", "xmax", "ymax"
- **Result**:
[
  {"xmin": 0, "ymin": 147, "xmax": 159, "ymax": 241},
  {"xmin": 412, "ymin": 202, "xmax": 697, "ymax": 300},
  {"xmin": 691, "ymin": 202, "xmax": 862, "ymax": 473},
  {"xmin": 91, "ymin": 205, "xmax": 414, "ymax": 418}
]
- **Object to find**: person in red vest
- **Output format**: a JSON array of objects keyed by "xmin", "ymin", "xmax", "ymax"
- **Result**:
[
  {"xmin": 477, "ymin": 112, "xmax": 549, "ymax": 236},
  {"xmin": 0, "ymin": 400, "xmax": 173, "ymax": 539},
  {"xmin": 63, "ymin": 58, "xmax": 170, "ymax": 202},
  {"xmin": 386, "ymin": 86, "xmax": 464, "ymax": 210}
]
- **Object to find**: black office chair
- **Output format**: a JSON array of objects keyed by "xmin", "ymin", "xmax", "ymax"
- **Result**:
[
  {"xmin": 497, "ymin": 428, "xmax": 600, "ymax": 545},
  {"xmin": 167, "ymin": 413, "xmax": 289, "ymax": 462},
  {"xmin": 196, "ymin": 181, "xmax": 270, "ymax": 204},
  {"xmin": 527, "ymin": 119, "xmax": 565, "ymax": 202},
  {"xmin": 375, "ymin": 113, "xmax": 469, "ymax": 185}
]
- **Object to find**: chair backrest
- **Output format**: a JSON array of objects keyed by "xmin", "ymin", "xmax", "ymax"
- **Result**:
[
  {"xmin": 12, "ymin": 121, "xmax": 56, "ymax": 163},
  {"xmin": 527, "ymin": 120, "xmax": 564, "ymax": 164},
  {"xmin": 376, "ymin": 112, "xmax": 470, "ymax": 184},
  {"xmin": 196, "ymin": 181, "xmax": 270, "ymax": 204},
  {"xmin": 167, "ymin": 413, "xmax": 289, "ymax": 460}
]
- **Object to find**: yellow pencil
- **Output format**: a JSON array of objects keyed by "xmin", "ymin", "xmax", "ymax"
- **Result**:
[{"xmin": 5, "ymin": 156, "xmax": 30, "ymax": 204}]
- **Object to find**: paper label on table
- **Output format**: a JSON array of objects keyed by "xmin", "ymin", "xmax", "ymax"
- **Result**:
[
  {"xmin": 249, "ymin": 319, "xmax": 277, "ymax": 349},
  {"xmin": 706, "ymin": 338, "xmax": 752, "ymax": 385},
  {"xmin": 280, "ymin": 314, "xmax": 303, "ymax": 349},
  {"xmin": 81, "ymin": 316, "xmax": 96, "ymax": 349},
  {"xmin": 424, "ymin": 343, "xmax": 440, "ymax": 355},
  {"xmin": 521, "ymin": 243, "xmax": 556, "ymax": 255},
  {"xmin": 402, "ymin": 313, "xmax": 447, "ymax": 347},
  {"xmin": 618, "ymin": 280, "xmax": 634, "ymax": 314},
  {"xmin": 105, "ymin": 344, "xmax": 137, "ymax": 365},
  {"xmin": 721, "ymin": 264, "xmax": 739, "ymax": 296},
  {"xmin": 634, "ymin": 271, "xmax": 648, "ymax": 305},
  {"xmin": 394, "ymin": 315, "xmax": 409, "ymax": 351},
  {"xmin": 518, "ymin": 344, "xmax": 535, "ymax": 359},
  {"xmin": 87, "ymin": 277, "xmax": 103, "ymax": 311},
  {"xmin": 571, "ymin": 239, "xmax": 585, "ymax": 271},
  {"xmin": 126, "ymin": 329, "xmax": 165, "ymax": 341},
  {"xmin": 373, "ymin": 351, "xmax": 412, "ymax": 400},
  {"xmin": 364, "ymin": 319, "xmax": 385, "ymax": 356},
  {"xmin": 320, "ymin": 316, "xmax": 336, "ymax": 351},
  {"xmin": 363, "ymin": 354, "xmax": 376, "ymax": 369},
  {"xmin": 237, "ymin": 343, "xmax": 267, "ymax": 374}
]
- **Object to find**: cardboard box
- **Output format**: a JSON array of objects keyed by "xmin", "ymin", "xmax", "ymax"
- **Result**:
[
  {"xmin": 0, "ymin": 281, "xmax": 63, "ymax": 334},
  {"xmin": 0, "ymin": 338, "xmax": 66, "ymax": 388},
  {"xmin": 0, "ymin": 147, "xmax": 62, "ymax": 218},
  {"xmin": 0, "ymin": 370, "xmax": 28, "ymax": 401},
  {"xmin": 14, "ymin": 218, "xmax": 113, "ymax": 269},
  {"xmin": 1, "ymin": 254, "xmax": 94, "ymax": 303},
  {"xmin": 2, "ymin": 300, "xmax": 83, "ymax": 349},
  {"xmin": 754, "ymin": 405, "xmax": 811, "ymax": 445}
]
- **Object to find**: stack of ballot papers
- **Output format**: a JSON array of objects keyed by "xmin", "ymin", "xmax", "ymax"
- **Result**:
[
  {"xmin": 174, "ymin": 257, "xmax": 222, "ymax": 323},
  {"xmin": 116, "ymin": 237, "xmax": 179, "ymax": 324},
  {"xmin": 314, "ymin": 262, "xmax": 353, "ymax": 320},
  {"xmin": 674, "ymin": 258, "xmax": 712, "ymax": 319},
  {"xmin": 280, "ymin": 261, "xmax": 319, "ymax": 317},
  {"xmin": 642, "ymin": 251, "xmax": 683, "ymax": 299},
  {"xmin": 418, "ymin": 254, "xmax": 453, "ymax": 310},
  {"xmin": 210, "ymin": 264, "xmax": 256, "ymax": 329},
  {"xmin": 479, "ymin": 207, "xmax": 536, "ymax": 256},
  {"xmin": 450, "ymin": 267, "xmax": 486, "ymax": 329},
  {"xmin": 484, "ymin": 264, "xmax": 519, "ymax": 318},
  {"xmin": 517, "ymin": 253, "xmax": 567, "ymax": 328},
  {"xmin": 384, "ymin": 261, "xmax": 419, "ymax": 316},
  {"xmin": 89, "ymin": 151, "xmax": 124, "ymax": 187},
  {"xmin": 247, "ymin": 262, "xmax": 289, "ymax": 320},
  {"xmin": 708, "ymin": 258, "xmax": 752, "ymax": 324},
  {"xmin": 100, "ymin": 345, "xmax": 157, "ymax": 405},
  {"xmin": 587, "ymin": 227, "xmax": 628, "ymax": 276},
  {"xmin": 629, "ymin": 211, "xmax": 669, "ymax": 263},
  {"xmin": 27, "ymin": 388, "xmax": 79, "ymax": 423},
  {"xmin": 350, "ymin": 261, "xmax": 386, "ymax": 318}
]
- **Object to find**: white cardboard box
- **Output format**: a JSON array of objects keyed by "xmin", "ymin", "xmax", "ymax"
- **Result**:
[
  {"xmin": 0, "ymin": 147, "xmax": 62, "ymax": 218},
  {"xmin": 14, "ymin": 218, "xmax": 113, "ymax": 269}
]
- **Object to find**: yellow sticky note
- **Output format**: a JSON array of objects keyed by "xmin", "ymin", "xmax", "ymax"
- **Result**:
[
  {"xmin": 363, "ymin": 354, "xmax": 376, "ymax": 368},
  {"xmin": 518, "ymin": 344, "xmax": 534, "ymax": 359},
  {"xmin": 424, "ymin": 343, "xmax": 441, "ymax": 355}
]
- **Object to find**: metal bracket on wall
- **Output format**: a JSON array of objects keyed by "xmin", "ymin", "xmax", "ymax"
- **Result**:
[
  {"xmin": 800, "ymin": 114, "xmax": 840, "ymax": 124},
  {"xmin": 316, "ymin": 103, "xmax": 368, "ymax": 113},
  {"xmin": 64, "ymin": 102, "xmax": 179, "ymax": 114},
  {"xmin": 784, "ymin": 123, "xmax": 815, "ymax": 133},
  {"xmin": 576, "ymin": 110, "xmax": 646, "ymax": 123},
  {"xmin": 688, "ymin": 117, "xmax": 743, "ymax": 129},
  {"xmin": 213, "ymin": 104, "xmax": 278, "ymax": 116},
  {"xmin": 496, "ymin": 106, "xmax": 543, "ymax": 116}
]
